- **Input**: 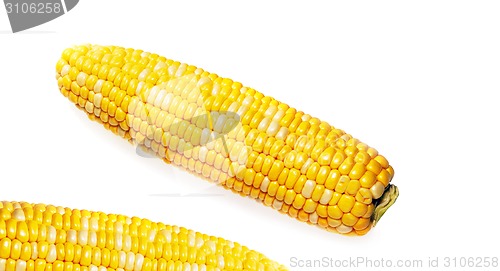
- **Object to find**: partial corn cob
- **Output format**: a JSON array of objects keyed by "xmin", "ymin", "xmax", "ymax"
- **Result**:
[
  {"xmin": 55, "ymin": 45, "xmax": 399, "ymax": 236},
  {"xmin": 0, "ymin": 201, "xmax": 288, "ymax": 271}
]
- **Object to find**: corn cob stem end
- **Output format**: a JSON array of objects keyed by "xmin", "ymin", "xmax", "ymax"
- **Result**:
[{"xmin": 372, "ymin": 184, "xmax": 399, "ymax": 227}]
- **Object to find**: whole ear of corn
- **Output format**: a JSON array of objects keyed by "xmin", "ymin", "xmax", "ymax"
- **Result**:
[
  {"xmin": 0, "ymin": 201, "xmax": 288, "ymax": 271},
  {"xmin": 55, "ymin": 45, "xmax": 398, "ymax": 236}
]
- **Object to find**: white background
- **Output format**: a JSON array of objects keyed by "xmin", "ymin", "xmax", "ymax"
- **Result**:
[{"xmin": 1, "ymin": 1, "xmax": 499, "ymax": 270}]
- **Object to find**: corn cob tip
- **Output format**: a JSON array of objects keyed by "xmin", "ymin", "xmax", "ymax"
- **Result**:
[{"xmin": 372, "ymin": 184, "xmax": 399, "ymax": 227}]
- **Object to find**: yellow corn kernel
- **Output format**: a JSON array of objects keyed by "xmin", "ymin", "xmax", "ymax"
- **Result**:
[
  {"xmin": 354, "ymin": 218, "xmax": 371, "ymax": 231},
  {"xmin": 316, "ymin": 205, "xmax": 328, "ymax": 218},
  {"xmin": 328, "ymin": 192, "xmax": 342, "ymax": 206},
  {"xmin": 327, "ymin": 206, "xmax": 343, "ymax": 220},
  {"xmin": 351, "ymin": 202, "xmax": 368, "ymax": 218},
  {"xmin": 345, "ymin": 180, "xmax": 361, "ymax": 196},
  {"xmin": 338, "ymin": 157, "xmax": 355, "ymax": 175},
  {"xmin": 377, "ymin": 169, "xmax": 392, "ymax": 187},
  {"xmin": 0, "ymin": 220, "xmax": 6, "ymax": 239},
  {"xmin": 267, "ymin": 182, "xmax": 279, "ymax": 197},
  {"xmin": 284, "ymin": 168, "xmax": 300, "ymax": 189},
  {"xmin": 16, "ymin": 221, "xmax": 29, "ymax": 243},
  {"xmin": 5, "ymin": 259, "xmax": 16, "ymax": 271},
  {"xmin": 0, "ymin": 238, "xmax": 11, "ymax": 258},
  {"xmin": 6, "ymin": 219, "xmax": 17, "ymax": 240},
  {"xmin": 348, "ymin": 163, "xmax": 366, "ymax": 180},
  {"xmin": 283, "ymin": 190, "xmax": 296, "ymax": 205},
  {"xmin": 305, "ymin": 162, "xmax": 320, "ymax": 180},
  {"xmin": 317, "ymin": 147, "xmax": 335, "ymax": 166},
  {"xmin": 303, "ymin": 199, "xmax": 317, "ymax": 214},
  {"xmin": 275, "ymin": 186, "xmax": 287, "ymax": 201},
  {"xmin": 330, "ymin": 151, "xmax": 346, "ymax": 169},
  {"xmin": 360, "ymin": 171, "xmax": 377, "ymax": 188},
  {"xmin": 338, "ymin": 195, "xmax": 356, "ymax": 213},
  {"xmin": 268, "ymin": 161, "xmax": 284, "ymax": 181},
  {"xmin": 366, "ymin": 159, "xmax": 382, "ymax": 175},
  {"xmin": 315, "ymin": 166, "xmax": 330, "ymax": 185},
  {"xmin": 311, "ymin": 185, "xmax": 325, "ymax": 202},
  {"xmin": 20, "ymin": 242, "xmax": 32, "ymax": 261},
  {"xmin": 356, "ymin": 188, "xmax": 373, "ymax": 205},
  {"xmin": 341, "ymin": 213, "xmax": 359, "ymax": 227},
  {"xmin": 374, "ymin": 155, "xmax": 389, "ymax": 168},
  {"xmin": 334, "ymin": 176, "xmax": 350, "ymax": 193},
  {"xmin": 292, "ymin": 194, "xmax": 306, "ymax": 210},
  {"xmin": 10, "ymin": 239, "xmax": 22, "ymax": 259},
  {"xmin": 324, "ymin": 170, "xmax": 341, "ymax": 190},
  {"xmin": 354, "ymin": 151, "xmax": 371, "ymax": 165}
]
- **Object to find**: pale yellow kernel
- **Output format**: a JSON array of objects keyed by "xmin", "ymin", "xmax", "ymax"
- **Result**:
[
  {"xmin": 370, "ymin": 182, "xmax": 385, "ymax": 199},
  {"xmin": 76, "ymin": 72, "xmax": 87, "ymax": 87},
  {"xmin": 272, "ymin": 200, "xmax": 284, "ymax": 210},
  {"xmin": 12, "ymin": 209, "xmax": 26, "ymax": 221},
  {"xmin": 85, "ymin": 102, "xmax": 94, "ymax": 114},
  {"xmin": 16, "ymin": 260, "xmax": 27, "ymax": 271},
  {"xmin": 260, "ymin": 177, "xmax": 270, "ymax": 193},
  {"xmin": 336, "ymin": 224, "xmax": 353, "ymax": 234},
  {"xmin": 275, "ymin": 127, "xmax": 289, "ymax": 140},
  {"xmin": 301, "ymin": 180, "xmax": 315, "ymax": 198},
  {"xmin": 319, "ymin": 189, "xmax": 333, "ymax": 205}
]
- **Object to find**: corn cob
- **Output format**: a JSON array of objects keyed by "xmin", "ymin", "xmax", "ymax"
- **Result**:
[
  {"xmin": 0, "ymin": 201, "xmax": 288, "ymax": 271},
  {"xmin": 55, "ymin": 45, "xmax": 399, "ymax": 236}
]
